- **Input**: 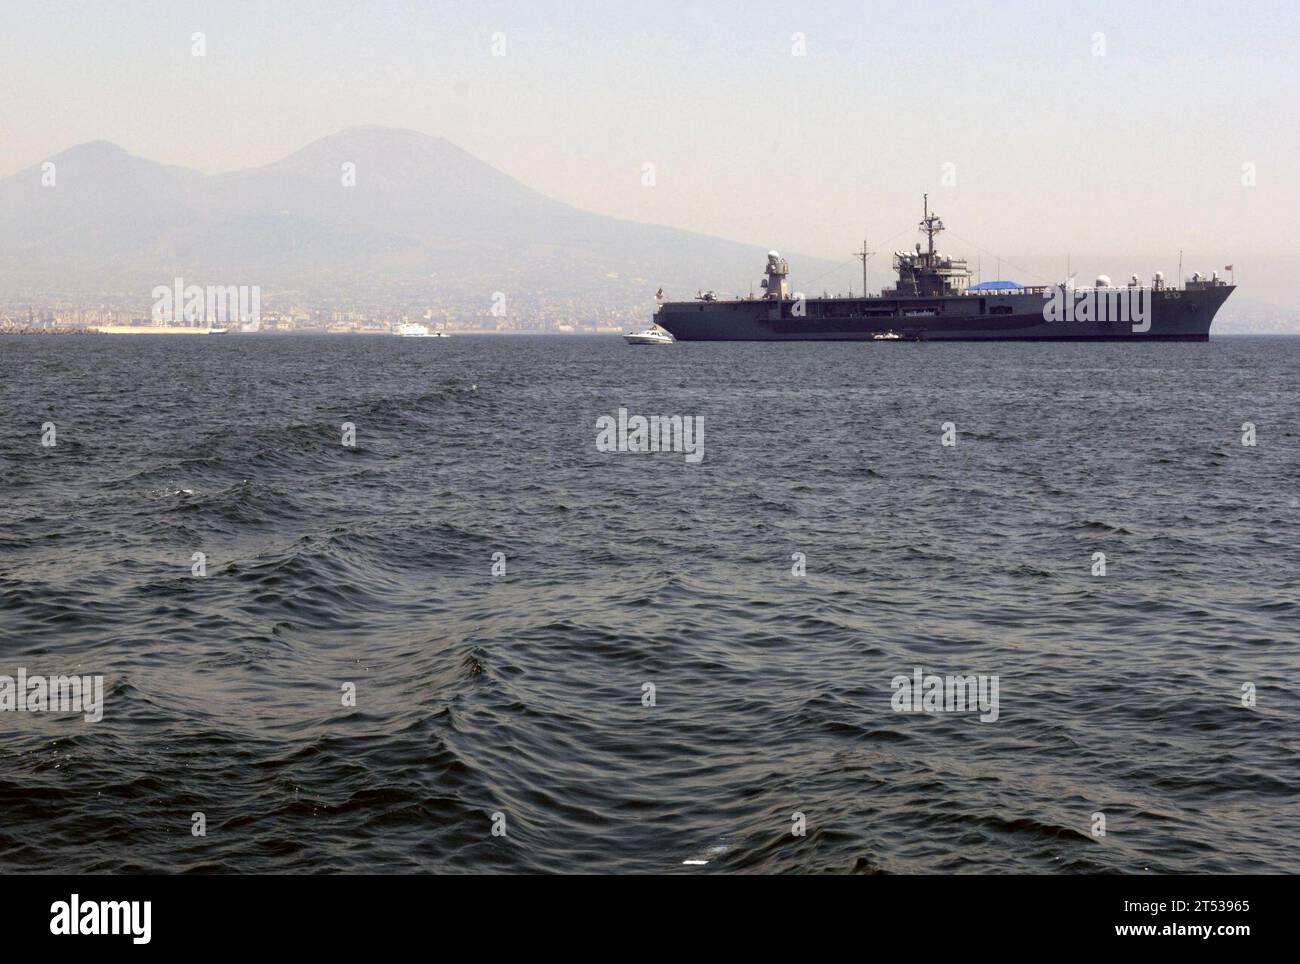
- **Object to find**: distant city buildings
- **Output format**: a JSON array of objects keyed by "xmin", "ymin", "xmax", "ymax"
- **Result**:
[{"xmin": 0, "ymin": 292, "xmax": 648, "ymax": 334}]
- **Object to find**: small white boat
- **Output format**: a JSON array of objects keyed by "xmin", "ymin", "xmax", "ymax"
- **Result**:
[
  {"xmin": 624, "ymin": 326, "xmax": 674, "ymax": 345},
  {"xmin": 872, "ymin": 330, "xmax": 904, "ymax": 341},
  {"xmin": 396, "ymin": 322, "xmax": 449, "ymax": 337},
  {"xmin": 208, "ymin": 327, "xmax": 230, "ymax": 335}
]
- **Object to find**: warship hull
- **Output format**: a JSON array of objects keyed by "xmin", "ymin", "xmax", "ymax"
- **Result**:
[{"xmin": 654, "ymin": 285, "xmax": 1233, "ymax": 342}]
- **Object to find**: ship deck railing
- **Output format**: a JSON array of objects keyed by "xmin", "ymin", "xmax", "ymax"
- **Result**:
[
  {"xmin": 957, "ymin": 286, "xmax": 1051, "ymax": 295},
  {"xmin": 670, "ymin": 282, "xmax": 1192, "ymax": 304}
]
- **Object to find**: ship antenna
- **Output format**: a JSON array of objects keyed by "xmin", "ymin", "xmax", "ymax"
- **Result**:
[
  {"xmin": 920, "ymin": 194, "xmax": 943, "ymax": 264},
  {"xmin": 924, "ymin": 194, "xmax": 929, "ymax": 261},
  {"xmin": 853, "ymin": 238, "xmax": 875, "ymax": 298}
]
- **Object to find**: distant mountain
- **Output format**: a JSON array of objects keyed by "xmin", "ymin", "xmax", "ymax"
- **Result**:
[
  {"xmin": 1212, "ymin": 295, "xmax": 1300, "ymax": 335},
  {"xmin": 0, "ymin": 127, "xmax": 831, "ymax": 307}
]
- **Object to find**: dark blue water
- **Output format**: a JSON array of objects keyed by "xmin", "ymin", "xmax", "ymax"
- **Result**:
[{"xmin": 1, "ymin": 334, "xmax": 1297, "ymax": 873}]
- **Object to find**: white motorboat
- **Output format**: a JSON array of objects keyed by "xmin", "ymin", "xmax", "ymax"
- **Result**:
[
  {"xmin": 623, "ymin": 326, "xmax": 674, "ymax": 345},
  {"xmin": 396, "ymin": 322, "xmax": 448, "ymax": 337},
  {"xmin": 872, "ymin": 330, "xmax": 904, "ymax": 341}
]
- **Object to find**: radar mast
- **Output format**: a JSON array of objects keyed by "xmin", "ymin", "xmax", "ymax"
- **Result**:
[{"xmin": 920, "ymin": 193, "xmax": 945, "ymax": 265}]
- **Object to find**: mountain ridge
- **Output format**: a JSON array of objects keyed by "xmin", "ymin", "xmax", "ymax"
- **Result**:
[{"xmin": 0, "ymin": 127, "xmax": 823, "ymax": 308}]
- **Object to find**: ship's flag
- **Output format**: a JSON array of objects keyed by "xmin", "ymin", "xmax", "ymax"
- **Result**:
[
  {"xmin": 1225, "ymin": 265, "xmax": 1233, "ymax": 271},
  {"xmin": 655, "ymin": 287, "xmax": 664, "ymax": 300}
]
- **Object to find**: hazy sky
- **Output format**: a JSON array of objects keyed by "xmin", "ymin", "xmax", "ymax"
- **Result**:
[{"xmin": 3, "ymin": 0, "xmax": 1298, "ymax": 304}]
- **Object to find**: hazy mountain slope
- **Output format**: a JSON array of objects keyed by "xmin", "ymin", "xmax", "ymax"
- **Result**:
[
  {"xmin": 0, "ymin": 142, "xmax": 209, "ymax": 289},
  {"xmin": 0, "ymin": 128, "xmax": 831, "ymax": 303}
]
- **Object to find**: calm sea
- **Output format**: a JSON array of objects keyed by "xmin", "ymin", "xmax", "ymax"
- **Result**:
[{"xmin": 1, "ymin": 334, "xmax": 1296, "ymax": 873}]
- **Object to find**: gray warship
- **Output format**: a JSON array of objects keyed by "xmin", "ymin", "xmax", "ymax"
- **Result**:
[{"xmin": 652, "ymin": 197, "xmax": 1232, "ymax": 341}]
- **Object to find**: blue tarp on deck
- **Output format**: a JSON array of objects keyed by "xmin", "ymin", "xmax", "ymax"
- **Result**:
[
  {"xmin": 967, "ymin": 279, "xmax": 1024, "ymax": 291},
  {"xmin": 968, "ymin": 281, "xmax": 1023, "ymax": 290}
]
